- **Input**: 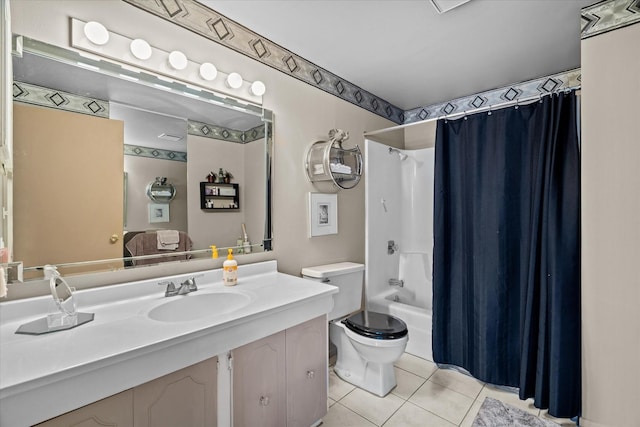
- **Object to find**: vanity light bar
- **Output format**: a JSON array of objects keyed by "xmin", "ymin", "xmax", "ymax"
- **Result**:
[
  {"xmin": 250, "ymin": 81, "xmax": 266, "ymax": 97},
  {"xmin": 83, "ymin": 21, "xmax": 109, "ymax": 45},
  {"xmin": 16, "ymin": 35, "xmax": 266, "ymax": 120},
  {"xmin": 70, "ymin": 18, "xmax": 265, "ymax": 105},
  {"xmin": 226, "ymin": 72, "xmax": 243, "ymax": 89}
]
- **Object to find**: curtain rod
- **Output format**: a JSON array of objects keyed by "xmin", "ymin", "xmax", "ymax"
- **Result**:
[{"xmin": 364, "ymin": 86, "xmax": 581, "ymax": 137}]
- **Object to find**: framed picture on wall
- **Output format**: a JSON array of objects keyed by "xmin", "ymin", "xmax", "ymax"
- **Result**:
[
  {"xmin": 148, "ymin": 203, "xmax": 170, "ymax": 223},
  {"xmin": 309, "ymin": 193, "xmax": 338, "ymax": 237}
]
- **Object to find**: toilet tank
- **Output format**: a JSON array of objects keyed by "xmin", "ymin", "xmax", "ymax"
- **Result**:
[{"xmin": 301, "ymin": 262, "xmax": 364, "ymax": 321}]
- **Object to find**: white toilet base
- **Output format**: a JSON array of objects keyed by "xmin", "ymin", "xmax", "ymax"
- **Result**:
[
  {"xmin": 330, "ymin": 320, "xmax": 407, "ymax": 397},
  {"xmin": 334, "ymin": 359, "xmax": 397, "ymax": 397}
]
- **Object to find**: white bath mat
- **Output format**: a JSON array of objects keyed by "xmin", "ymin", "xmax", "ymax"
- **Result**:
[{"xmin": 472, "ymin": 397, "xmax": 561, "ymax": 427}]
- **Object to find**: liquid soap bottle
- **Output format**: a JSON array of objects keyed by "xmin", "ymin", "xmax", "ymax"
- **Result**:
[{"xmin": 223, "ymin": 248, "xmax": 238, "ymax": 286}]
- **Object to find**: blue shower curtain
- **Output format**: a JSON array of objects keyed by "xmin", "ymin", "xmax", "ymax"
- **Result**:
[{"xmin": 432, "ymin": 91, "xmax": 581, "ymax": 418}]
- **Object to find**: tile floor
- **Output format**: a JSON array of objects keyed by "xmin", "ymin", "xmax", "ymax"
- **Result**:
[{"xmin": 324, "ymin": 353, "xmax": 576, "ymax": 427}]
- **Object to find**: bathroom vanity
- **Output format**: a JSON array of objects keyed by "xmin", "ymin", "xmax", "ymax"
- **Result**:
[{"xmin": 0, "ymin": 261, "xmax": 337, "ymax": 426}]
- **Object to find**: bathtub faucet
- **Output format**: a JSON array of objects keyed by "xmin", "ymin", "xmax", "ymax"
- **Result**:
[{"xmin": 389, "ymin": 278, "xmax": 404, "ymax": 287}]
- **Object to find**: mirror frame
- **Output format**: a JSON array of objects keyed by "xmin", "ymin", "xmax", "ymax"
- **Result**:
[{"xmin": 8, "ymin": 35, "xmax": 274, "ymax": 280}]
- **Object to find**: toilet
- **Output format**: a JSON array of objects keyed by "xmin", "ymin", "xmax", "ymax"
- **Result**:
[{"xmin": 302, "ymin": 262, "xmax": 408, "ymax": 397}]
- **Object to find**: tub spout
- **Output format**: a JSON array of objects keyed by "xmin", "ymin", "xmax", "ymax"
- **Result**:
[{"xmin": 389, "ymin": 278, "xmax": 404, "ymax": 287}]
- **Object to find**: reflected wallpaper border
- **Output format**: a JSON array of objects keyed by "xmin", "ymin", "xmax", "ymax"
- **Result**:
[{"xmin": 13, "ymin": 81, "xmax": 109, "ymax": 118}]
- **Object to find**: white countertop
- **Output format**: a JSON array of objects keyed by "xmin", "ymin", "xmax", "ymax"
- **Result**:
[{"xmin": 0, "ymin": 261, "xmax": 337, "ymax": 426}]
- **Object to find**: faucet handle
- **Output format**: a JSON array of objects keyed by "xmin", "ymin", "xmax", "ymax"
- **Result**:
[
  {"xmin": 182, "ymin": 277, "xmax": 198, "ymax": 291},
  {"xmin": 158, "ymin": 281, "xmax": 177, "ymax": 297}
]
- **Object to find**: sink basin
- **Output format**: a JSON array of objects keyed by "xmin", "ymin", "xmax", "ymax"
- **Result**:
[{"xmin": 147, "ymin": 291, "xmax": 252, "ymax": 322}]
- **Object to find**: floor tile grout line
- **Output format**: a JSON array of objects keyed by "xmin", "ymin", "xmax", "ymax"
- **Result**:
[
  {"xmin": 459, "ymin": 387, "xmax": 487, "ymax": 426},
  {"xmin": 332, "ymin": 401, "xmax": 378, "ymax": 426},
  {"xmin": 333, "ymin": 385, "xmax": 356, "ymax": 403},
  {"xmin": 404, "ymin": 400, "xmax": 461, "ymax": 427},
  {"xmin": 379, "ymin": 400, "xmax": 404, "ymax": 427},
  {"xmin": 391, "ymin": 384, "xmax": 424, "ymax": 403},
  {"xmin": 393, "ymin": 364, "xmax": 438, "ymax": 381}
]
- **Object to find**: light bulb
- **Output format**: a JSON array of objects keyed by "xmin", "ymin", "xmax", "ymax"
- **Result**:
[
  {"xmin": 226, "ymin": 72, "xmax": 243, "ymax": 89},
  {"xmin": 168, "ymin": 50, "xmax": 188, "ymax": 70},
  {"xmin": 84, "ymin": 21, "xmax": 109, "ymax": 46},
  {"xmin": 199, "ymin": 62, "xmax": 218, "ymax": 81},
  {"xmin": 250, "ymin": 81, "xmax": 266, "ymax": 96},
  {"xmin": 130, "ymin": 38, "xmax": 152, "ymax": 60}
]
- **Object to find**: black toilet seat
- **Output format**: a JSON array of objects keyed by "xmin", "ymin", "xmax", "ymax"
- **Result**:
[{"xmin": 343, "ymin": 311, "xmax": 408, "ymax": 340}]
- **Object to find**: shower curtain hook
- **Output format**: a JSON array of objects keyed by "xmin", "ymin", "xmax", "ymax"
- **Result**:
[
  {"xmin": 514, "ymin": 98, "xmax": 519, "ymax": 110},
  {"xmin": 539, "ymin": 92, "xmax": 544, "ymax": 103},
  {"xmin": 463, "ymin": 110, "xmax": 468, "ymax": 120},
  {"xmin": 487, "ymin": 105, "xmax": 492, "ymax": 116}
]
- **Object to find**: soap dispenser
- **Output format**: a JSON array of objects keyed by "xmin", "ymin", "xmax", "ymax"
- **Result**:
[{"xmin": 223, "ymin": 248, "xmax": 238, "ymax": 286}]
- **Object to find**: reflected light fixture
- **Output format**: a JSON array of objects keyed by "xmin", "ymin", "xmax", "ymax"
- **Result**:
[
  {"xmin": 250, "ymin": 81, "xmax": 266, "ymax": 96},
  {"xmin": 158, "ymin": 133, "xmax": 183, "ymax": 142},
  {"xmin": 199, "ymin": 62, "xmax": 218, "ymax": 81},
  {"xmin": 168, "ymin": 50, "xmax": 188, "ymax": 70},
  {"xmin": 83, "ymin": 21, "xmax": 109, "ymax": 45},
  {"xmin": 226, "ymin": 72, "xmax": 243, "ymax": 89},
  {"xmin": 130, "ymin": 38, "xmax": 152, "ymax": 60}
]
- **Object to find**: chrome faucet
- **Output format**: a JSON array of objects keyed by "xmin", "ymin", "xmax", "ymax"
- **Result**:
[{"xmin": 159, "ymin": 277, "xmax": 198, "ymax": 297}]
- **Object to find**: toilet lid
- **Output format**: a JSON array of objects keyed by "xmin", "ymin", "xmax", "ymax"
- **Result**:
[{"xmin": 343, "ymin": 311, "xmax": 408, "ymax": 340}]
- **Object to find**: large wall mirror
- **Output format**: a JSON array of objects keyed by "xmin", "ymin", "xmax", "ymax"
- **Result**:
[{"xmin": 9, "ymin": 36, "xmax": 273, "ymax": 281}]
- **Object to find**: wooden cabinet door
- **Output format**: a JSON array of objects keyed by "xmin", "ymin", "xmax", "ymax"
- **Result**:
[
  {"xmin": 232, "ymin": 331, "xmax": 286, "ymax": 427},
  {"xmin": 285, "ymin": 316, "xmax": 328, "ymax": 427},
  {"xmin": 35, "ymin": 390, "xmax": 133, "ymax": 427},
  {"xmin": 133, "ymin": 357, "xmax": 217, "ymax": 427}
]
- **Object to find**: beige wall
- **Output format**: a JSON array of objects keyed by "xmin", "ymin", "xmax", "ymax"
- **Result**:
[
  {"xmin": 9, "ymin": 0, "xmax": 396, "ymax": 283},
  {"xmin": 124, "ymin": 156, "xmax": 188, "ymax": 233},
  {"xmin": 581, "ymin": 22, "xmax": 640, "ymax": 427}
]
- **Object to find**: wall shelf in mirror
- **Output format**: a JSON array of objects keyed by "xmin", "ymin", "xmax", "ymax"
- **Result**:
[
  {"xmin": 146, "ymin": 177, "xmax": 176, "ymax": 202},
  {"xmin": 200, "ymin": 182, "xmax": 239, "ymax": 210}
]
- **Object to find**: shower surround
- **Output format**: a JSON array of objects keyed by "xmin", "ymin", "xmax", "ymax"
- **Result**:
[{"xmin": 365, "ymin": 139, "xmax": 435, "ymax": 361}]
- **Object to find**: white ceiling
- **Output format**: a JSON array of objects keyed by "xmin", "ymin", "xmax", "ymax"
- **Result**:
[{"xmin": 202, "ymin": 0, "xmax": 593, "ymax": 110}]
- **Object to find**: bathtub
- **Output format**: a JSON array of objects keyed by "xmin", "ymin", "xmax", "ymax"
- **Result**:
[{"xmin": 368, "ymin": 287, "xmax": 433, "ymax": 362}]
